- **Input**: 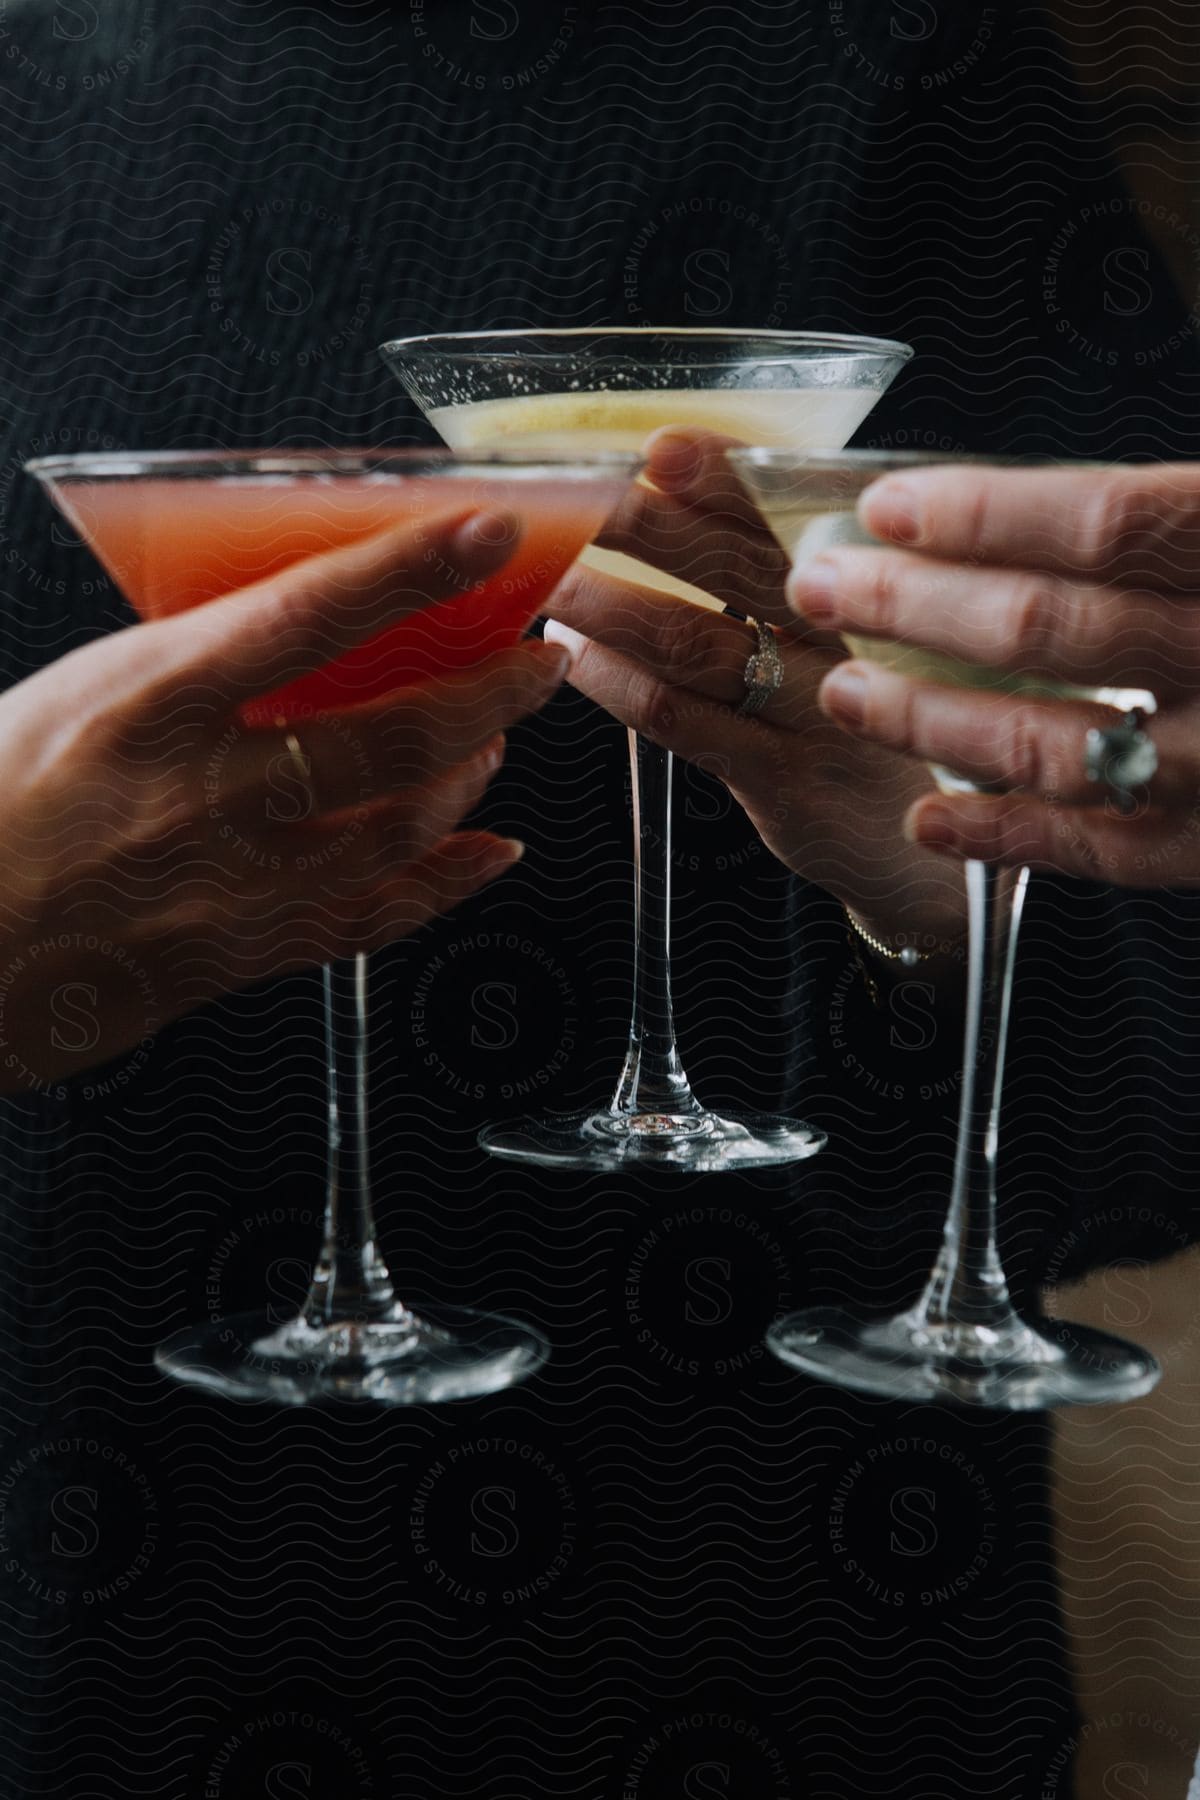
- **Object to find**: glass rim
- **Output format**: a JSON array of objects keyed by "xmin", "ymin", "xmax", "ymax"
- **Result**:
[
  {"xmin": 380, "ymin": 326, "xmax": 915, "ymax": 366},
  {"xmin": 728, "ymin": 447, "xmax": 1119, "ymax": 472},
  {"xmin": 24, "ymin": 446, "xmax": 645, "ymax": 484}
]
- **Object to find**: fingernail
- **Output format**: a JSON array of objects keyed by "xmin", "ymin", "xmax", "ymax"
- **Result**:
[
  {"xmin": 532, "ymin": 638, "xmax": 573, "ymax": 684},
  {"xmin": 645, "ymin": 429, "xmax": 703, "ymax": 489},
  {"xmin": 451, "ymin": 509, "xmax": 521, "ymax": 561},
  {"xmin": 478, "ymin": 836, "xmax": 525, "ymax": 883},
  {"xmin": 482, "ymin": 734, "xmax": 506, "ymax": 775},
  {"xmin": 906, "ymin": 802, "xmax": 956, "ymax": 849},
  {"xmin": 860, "ymin": 478, "xmax": 921, "ymax": 546},
  {"xmin": 543, "ymin": 619, "xmax": 589, "ymax": 663},
  {"xmin": 788, "ymin": 555, "xmax": 840, "ymax": 623},
  {"xmin": 820, "ymin": 664, "xmax": 868, "ymax": 728}
]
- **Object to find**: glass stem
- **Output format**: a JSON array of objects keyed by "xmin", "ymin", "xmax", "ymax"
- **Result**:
[
  {"xmin": 609, "ymin": 732, "xmax": 703, "ymax": 1120},
  {"xmin": 914, "ymin": 859, "xmax": 1029, "ymax": 1332},
  {"xmin": 302, "ymin": 956, "xmax": 400, "ymax": 1327}
]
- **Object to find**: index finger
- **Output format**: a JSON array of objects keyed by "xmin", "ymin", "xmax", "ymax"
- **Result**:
[
  {"xmin": 859, "ymin": 463, "xmax": 1200, "ymax": 592},
  {"xmin": 595, "ymin": 427, "xmax": 791, "ymax": 613},
  {"xmin": 640, "ymin": 426, "xmax": 782, "ymax": 531},
  {"xmin": 138, "ymin": 507, "xmax": 518, "ymax": 710}
]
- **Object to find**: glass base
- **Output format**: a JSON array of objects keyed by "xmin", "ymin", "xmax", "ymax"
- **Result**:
[
  {"xmin": 155, "ymin": 1302, "xmax": 549, "ymax": 1406},
  {"xmin": 767, "ymin": 1305, "xmax": 1161, "ymax": 1410},
  {"xmin": 478, "ymin": 1108, "xmax": 826, "ymax": 1172}
]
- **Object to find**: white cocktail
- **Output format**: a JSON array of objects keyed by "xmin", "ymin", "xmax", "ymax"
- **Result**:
[{"xmin": 382, "ymin": 331, "xmax": 912, "ymax": 1172}]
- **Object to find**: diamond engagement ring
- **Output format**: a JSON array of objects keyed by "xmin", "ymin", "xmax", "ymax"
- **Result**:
[
  {"xmin": 736, "ymin": 617, "xmax": 784, "ymax": 719},
  {"xmin": 1083, "ymin": 707, "xmax": 1158, "ymax": 815}
]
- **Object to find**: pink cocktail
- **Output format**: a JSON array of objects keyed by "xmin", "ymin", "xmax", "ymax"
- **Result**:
[
  {"xmin": 48, "ymin": 455, "xmax": 621, "ymax": 714},
  {"xmin": 28, "ymin": 448, "xmax": 637, "ymax": 1405}
]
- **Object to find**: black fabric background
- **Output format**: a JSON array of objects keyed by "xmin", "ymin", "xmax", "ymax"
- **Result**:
[{"xmin": 0, "ymin": 3, "xmax": 1198, "ymax": 1795}]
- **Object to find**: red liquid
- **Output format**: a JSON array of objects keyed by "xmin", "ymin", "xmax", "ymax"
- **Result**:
[{"xmin": 53, "ymin": 472, "xmax": 625, "ymax": 723}]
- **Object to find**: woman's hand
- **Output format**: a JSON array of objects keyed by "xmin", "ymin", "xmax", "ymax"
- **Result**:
[
  {"xmin": 543, "ymin": 427, "xmax": 968, "ymax": 952},
  {"xmin": 0, "ymin": 509, "xmax": 569, "ymax": 1090},
  {"xmin": 788, "ymin": 462, "xmax": 1200, "ymax": 886}
]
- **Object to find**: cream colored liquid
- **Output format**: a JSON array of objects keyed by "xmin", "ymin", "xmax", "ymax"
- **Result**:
[{"xmin": 430, "ymin": 387, "xmax": 879, "ymax": 457}]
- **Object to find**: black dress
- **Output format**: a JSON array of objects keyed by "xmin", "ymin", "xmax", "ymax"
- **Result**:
[{"xmin": 1, "ymin": 4, "xmax": 1197, "ymax": 1796}]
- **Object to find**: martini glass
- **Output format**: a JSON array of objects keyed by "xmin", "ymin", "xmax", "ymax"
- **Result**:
[
  {"xmin": 381, "ymin": 329, "xmax": 912, "ymax": 1171},
  {"xmin": 27, "ymin": 448, "xmax": 637, "ymax": 1403},
  {"xmin": 730, "ymin": 448, "xmax": 1161, "ymax": 1408}
]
